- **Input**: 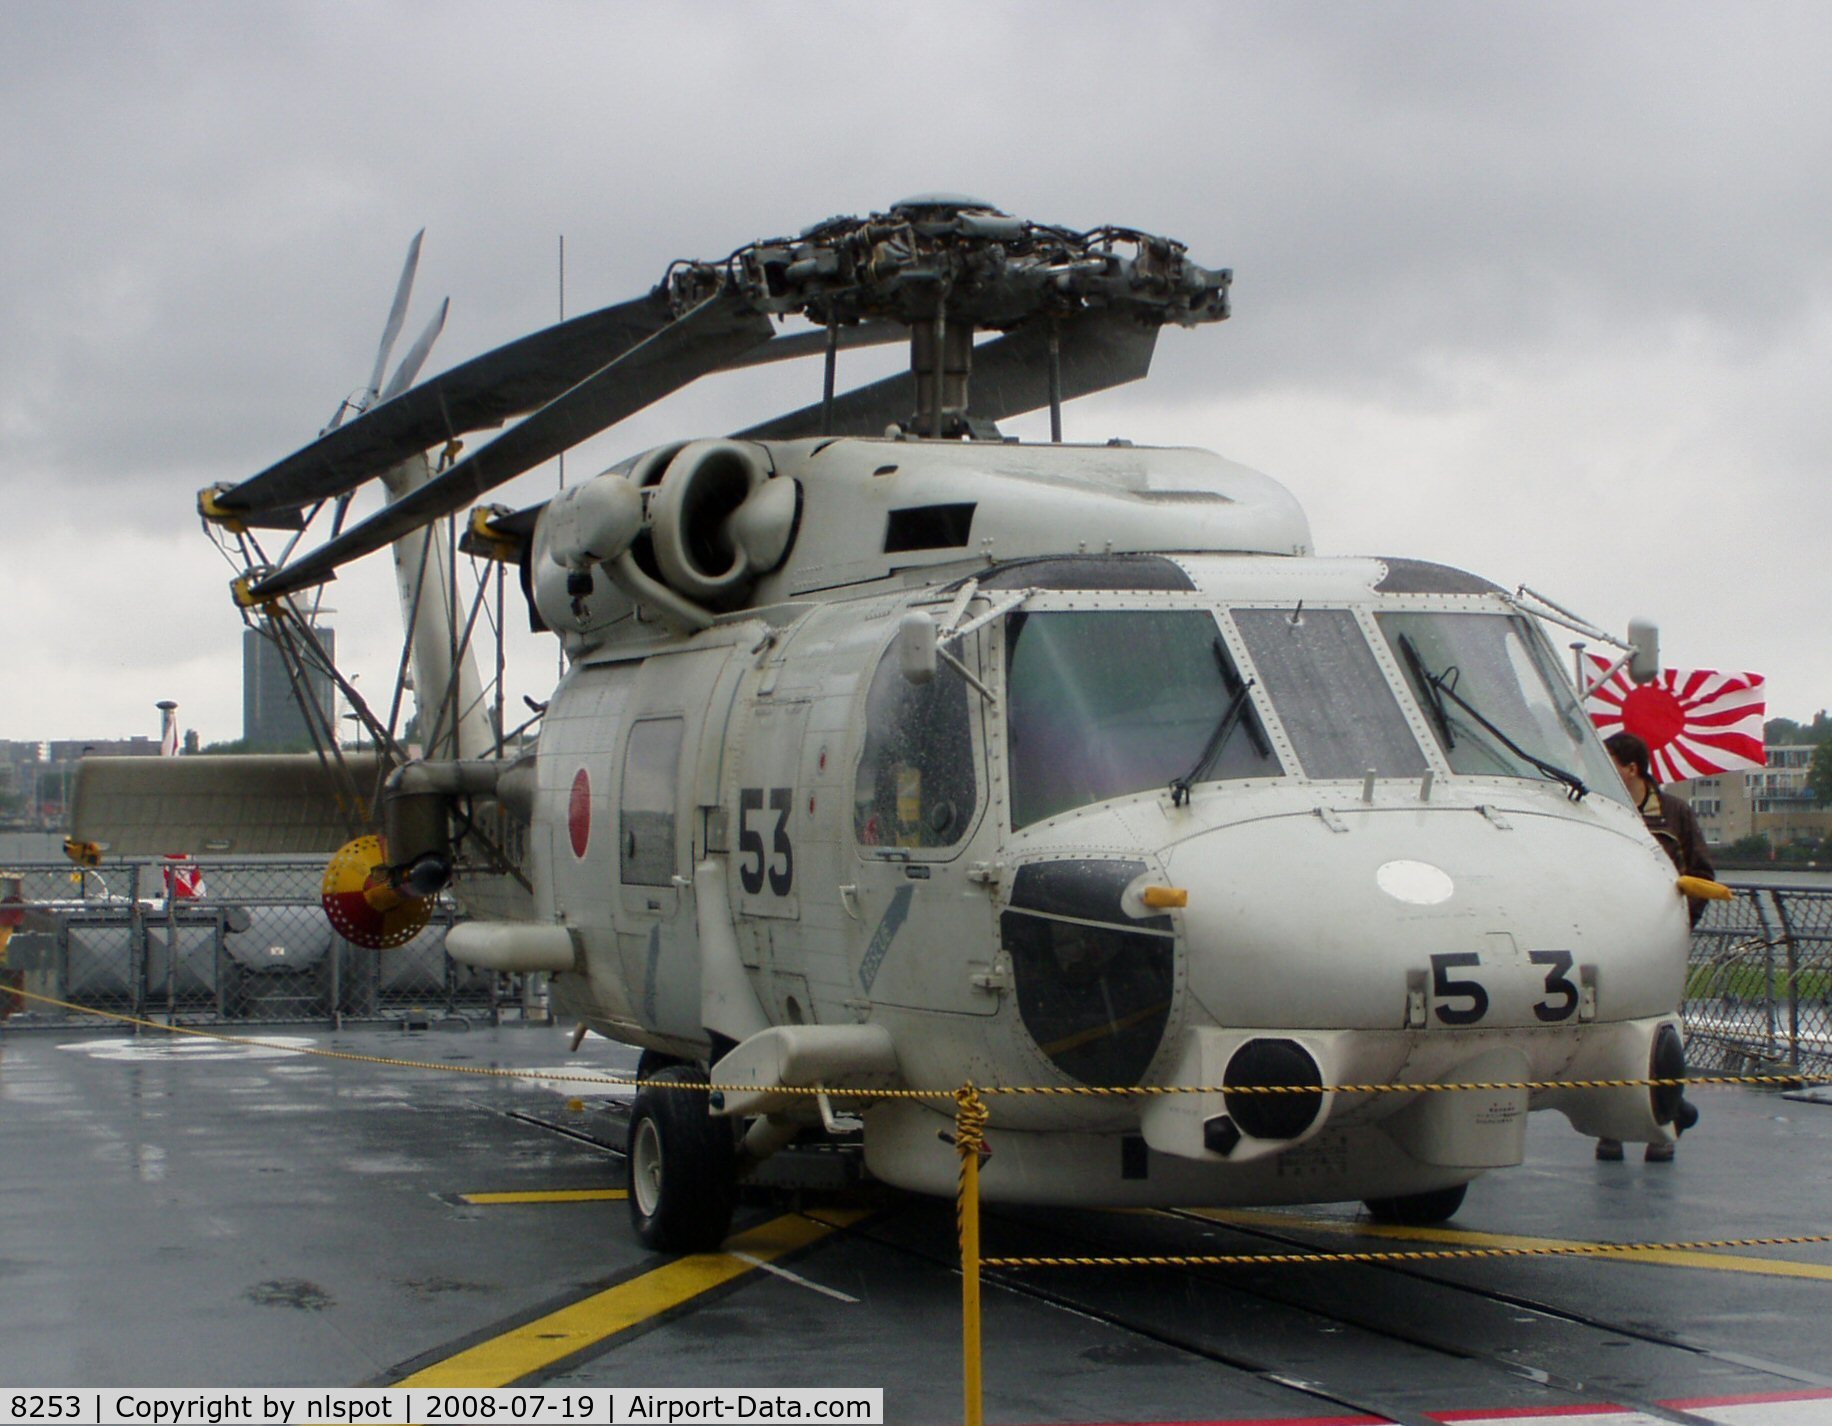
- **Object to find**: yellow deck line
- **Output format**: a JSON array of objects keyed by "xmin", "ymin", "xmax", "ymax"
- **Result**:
[
  {"xmin": 398, "ymin": 1210, "xmax": 869, "ymax": 1387},
  {"xmin": 459, "ymin": 1189, "xmax": 628, "ymax": 1205},
  {"xmin": 1184, "ymin": 1207, "xmax": 1832, "ymax": 1282}
]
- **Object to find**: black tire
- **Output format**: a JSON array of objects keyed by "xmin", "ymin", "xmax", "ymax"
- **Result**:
[
  {"xmin": 1363, "ymin": 1182, "xmax": 1468, "ymax": 1225},
  {"xmin": 636, "ymin": 1047, "xmax": 685, "ymax": 1083},
  {"xmin": 627, "ymin": 1065, "xmax": 737, "ymax": 1253}
]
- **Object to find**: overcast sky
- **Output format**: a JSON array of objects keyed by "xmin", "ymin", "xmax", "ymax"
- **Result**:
[{"xmin": 3, "ymin": 2, "xmax": 1829, "ymax": 746}]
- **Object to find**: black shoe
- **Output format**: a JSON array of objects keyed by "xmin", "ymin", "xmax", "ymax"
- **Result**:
[
  {"xmin": 1595, "ymin": 1138, "xmax": 1624, "ymax": 1161},
  {"xmin": 1645, "ymin": 1142, "xmax": 1676, "ymax": 1163}
]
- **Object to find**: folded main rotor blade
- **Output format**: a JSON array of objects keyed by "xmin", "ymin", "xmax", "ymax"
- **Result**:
[
  {"xmin": 733, "ymin": 308, "xmax": 1159, "ymax": 441},
  {"xmin": 382, "ymin": 297, "xmax": 449, "ymax": 403},
  {"xmin": 717, "ymin": 319, "xmax": 905, "ymax": 371},
  {"xmin": 366, "ymin": 229, "xmax": 424, "ymax": 405},
  {"xmin": 966, "ymin": 310, "xmax": 1159, "ymax": 424},
  {"xmin": 218, "ymin": 289, "xmax": 679, "ymax": 520},
  {"xmin": 219, "ymin": 307, "xmax": 903, "ymax": 523},
  {"xmin": 250, "ymin": 285, "xmax": 773, "ymax": 600}
]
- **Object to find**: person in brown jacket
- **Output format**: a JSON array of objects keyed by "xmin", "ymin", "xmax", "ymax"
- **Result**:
[{"xmin": 1597, "ymin": 730, "xmax": 1708, "ymax": 1162}]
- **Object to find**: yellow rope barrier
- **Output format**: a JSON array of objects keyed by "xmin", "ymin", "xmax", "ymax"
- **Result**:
[
  {"xmin": 967, "ymin": 1073, "xmax": 1832, "ymax": 1096},
  {"xmin": 980, "ymin": 1233, "xmax": 1832, "ymax": 1270}
]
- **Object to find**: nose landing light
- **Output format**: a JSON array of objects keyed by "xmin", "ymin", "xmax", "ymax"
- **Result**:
[{"xmin": 1141, "ymin": 885, "xmax": 1188, "ymax": 909}]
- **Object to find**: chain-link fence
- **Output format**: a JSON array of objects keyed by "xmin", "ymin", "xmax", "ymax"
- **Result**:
[
  {"xmin": 1685, "ymin": 884, "xmax": 1832, "ymax": 1074},
  {"xmin": 0, "ymin": 859, "xmax": 534, "ymax": 1030}
]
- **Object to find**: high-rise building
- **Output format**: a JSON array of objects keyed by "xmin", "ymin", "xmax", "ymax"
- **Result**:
[{"xmin": 242, "ymin": 626, "xmax": 337, "ymax": 751}]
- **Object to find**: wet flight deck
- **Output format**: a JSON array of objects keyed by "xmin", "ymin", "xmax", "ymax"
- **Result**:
[{"xmin": 2, "ymin": 1019, "xmax": 1829, "ymax": 1425}]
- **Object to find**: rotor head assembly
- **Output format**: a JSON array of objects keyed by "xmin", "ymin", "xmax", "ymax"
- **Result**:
[
  {"xmin": 696, "ymin": 196, "xmax": 1232, "ymax": 439},
  {"xmin": 702, "ymin": 194, "xmax": 1231, "ymax": 332}
]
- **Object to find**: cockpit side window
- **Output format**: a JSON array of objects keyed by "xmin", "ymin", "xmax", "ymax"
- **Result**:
[
  {"xmin": 1006, "ymin": 609, "xmax": 1279, "ymax": 829},
  {"xmin": 853, "ymin": 636, "xmax": 980, "ymax": 850},
  {"xmin": 1231, "ymin": 607, "xmax": 1428, "ymax": 780}
]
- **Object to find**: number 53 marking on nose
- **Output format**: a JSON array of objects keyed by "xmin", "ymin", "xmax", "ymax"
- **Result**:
[{"xmin": 1429, "ymin": 950, "xmax": 1579, "ymax": 1025}]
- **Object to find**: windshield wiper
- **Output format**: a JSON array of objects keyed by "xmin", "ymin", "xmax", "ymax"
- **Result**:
[
  {"xmin": 1400, "ymin": 636, "xmax": 1587, "ymax": 801},
  {"xmin": 1214, "ymin": 637, "xmax": 1271, "ymax": 759},
  {"xmin": 1398, "ymin": 634, "xmax": 1456, "ymax": 750},
  {"xmin": 1170, "ymin": 656, "xmax": 1259, "ymax": 807}
]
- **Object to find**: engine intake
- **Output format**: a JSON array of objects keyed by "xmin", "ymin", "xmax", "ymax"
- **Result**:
[{"xmin": 648, "ymin": 440, "xmax": 795, "ymax": 604}]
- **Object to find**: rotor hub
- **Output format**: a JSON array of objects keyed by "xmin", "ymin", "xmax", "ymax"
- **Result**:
[{"xmin": 679, "ymin": 203, "xmax": 1232, "ymax": 335}]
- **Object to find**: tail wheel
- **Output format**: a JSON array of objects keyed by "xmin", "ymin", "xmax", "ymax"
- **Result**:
[
  {"xmin": 1363, "ymin": 1182, "xmax": 1468, "ymax": 1225},
  {"xmin": 627, "ymin": 1064, "xmax": 737, "ymax": 1253}
]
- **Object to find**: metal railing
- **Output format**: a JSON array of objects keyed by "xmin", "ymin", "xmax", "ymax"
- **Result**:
[
  {"xmin": 1684, "ymin": 883, "xmax": 1832, "ymax": 1073},
  {"xmin": 6, "ymin": 861, "xmax": 1825, "ymax": 1064},
  {"xmin": 1, "ymin": 859, "xmax": 532, "ymax": 1029}
]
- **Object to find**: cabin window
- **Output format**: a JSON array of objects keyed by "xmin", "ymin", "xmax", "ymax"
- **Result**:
[
  {"xmin": 1377, "ymin": 611, "xmax": 1626, "ymax": 801},
  {"xmin": 1005, "ymin": 610, "xmax": 1278, "ymax": 829},
  {"xmin": 853, "ymin": 640, "xmax": 980, "ymax": 850},
  {"xmin": 1231, "ymin": 607, "xmax": 1428, "ymax": 780},
  {"xmin": 621, "ymin": 717, "xmax": 684, "ymax": 886}
]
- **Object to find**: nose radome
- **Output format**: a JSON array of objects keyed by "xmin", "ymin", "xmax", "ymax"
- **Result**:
[{"xmin": 1163, "ymin": 805, "xmax": 1688, "ymax": 1032}]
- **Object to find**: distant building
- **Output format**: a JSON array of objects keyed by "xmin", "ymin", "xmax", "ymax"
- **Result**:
[
  {"xmin": 49, "ymin": 737, "xmax": 161, "ymax": 761},
  {"xmin": 0, "ymin": 746, "xmax": 22, "ymax": 813},
  {"xmin": 243, "ymin": 625, "xmax": 337, "ymax": 751},
  {"xmin": 1674, "ymin": 745, "xmax": 1831, "ymax": 849},
  {"xmin": 1, "ymin": 735, "xmax": 162, "ymax": 830}
]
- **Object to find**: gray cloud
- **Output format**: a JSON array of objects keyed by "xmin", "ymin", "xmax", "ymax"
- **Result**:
[{"xmin": 3, "ymin": 0, "xmax": 1829, "ymax": 741}]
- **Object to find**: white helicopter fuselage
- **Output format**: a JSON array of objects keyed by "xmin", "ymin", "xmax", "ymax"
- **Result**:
[
  {"xmin": 496, "ymin": 436, "xmax": 1688, "ymax": 1211},
  {"xmin": 164, "ymin": 210, "xmax": 1694, "ymax": 1246}
]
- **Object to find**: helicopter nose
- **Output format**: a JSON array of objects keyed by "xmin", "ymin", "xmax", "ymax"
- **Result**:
[{"xmin": 1161, "ymin": 802, "xmax": 1688, "ymax": 1034}]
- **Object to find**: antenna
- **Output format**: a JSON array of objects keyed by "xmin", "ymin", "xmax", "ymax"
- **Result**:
[
  {"xmin": 557, "ymin": 233, "xmax": 569, "ymax": 685},
  {"xmin": 557, "ymin": 234, "xmax": 567, "ymax": 491}
]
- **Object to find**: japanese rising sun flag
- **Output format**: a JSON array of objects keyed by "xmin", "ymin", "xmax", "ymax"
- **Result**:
[{"xmin": 1584, "ymin": 657, "xmax": 1767, "ymax": 782}]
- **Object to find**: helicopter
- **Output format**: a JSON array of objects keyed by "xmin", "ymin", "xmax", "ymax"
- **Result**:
[{"xmin": 71, "ymin": 197, "xmax": 1709, "ymax": 1253}]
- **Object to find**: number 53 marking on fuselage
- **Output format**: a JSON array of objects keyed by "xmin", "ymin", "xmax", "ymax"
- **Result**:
[
  {"xmin": 1429, "ymin": 949, "xmax": 1579, "ymax": 1025},
  {"xmin": 737, "ymin": 787, "xmax": 794, "ymax": 897}
]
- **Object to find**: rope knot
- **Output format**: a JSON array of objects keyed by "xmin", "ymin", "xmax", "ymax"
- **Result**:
[{"xmin": 954, "ymin": 1082, "xmax": 990, "ymax": 1160}]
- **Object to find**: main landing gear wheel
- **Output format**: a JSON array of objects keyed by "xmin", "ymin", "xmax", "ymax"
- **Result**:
[
  {"xmin": 627, "ymin": 1064, "xmax": 737, "ymax": 1253},
  {"xmin": 635, "ymin": 1047, "xmax": 685, "ymax": 1083},
  {"xmin": 1362, "ymin": 1182, "xmax": 1468, "ymax": 1225}
]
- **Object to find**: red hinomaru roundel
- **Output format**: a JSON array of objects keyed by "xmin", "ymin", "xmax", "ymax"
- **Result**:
[{"xmin": 568, "ymin": 768, "xmax": 591, "ymax": 859}]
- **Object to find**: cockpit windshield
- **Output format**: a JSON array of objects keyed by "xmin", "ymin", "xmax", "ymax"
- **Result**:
[
  {"xmin": 1005, "ymin": 610, "xmax": 1278, "ymax": 828},
  {"xmin": 1377, "ymin": 611, "xmax": 1627, "ymax": 803},
  {"xmin": 1232, "ymin": 607, "xmax": 1428, "ymax": 780}
]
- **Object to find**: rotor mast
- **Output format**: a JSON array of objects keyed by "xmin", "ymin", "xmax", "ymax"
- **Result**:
[{"xmin": 910, "ymin": 317, "xmax": 974, "ymax": 439}]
